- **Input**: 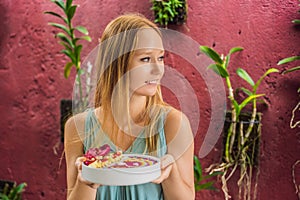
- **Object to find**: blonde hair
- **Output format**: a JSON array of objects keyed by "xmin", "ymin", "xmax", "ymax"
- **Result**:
[{"xmin": 94, "ymin": 14, "xmax": 167, "ymax": 154}]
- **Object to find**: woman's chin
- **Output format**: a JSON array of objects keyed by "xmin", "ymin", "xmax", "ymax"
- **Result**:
[{"xmin": 132, "ymin": 85, "xmax": 159, "ymax": 97}]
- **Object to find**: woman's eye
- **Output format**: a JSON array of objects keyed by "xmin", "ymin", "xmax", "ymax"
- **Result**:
[
  {"xmin": 140, "ymin": 57, "xmax": 150, "ymax": 62},
  {"xmin": 158, "ymin": 56, "xmax": 164, "ymax": 61}
]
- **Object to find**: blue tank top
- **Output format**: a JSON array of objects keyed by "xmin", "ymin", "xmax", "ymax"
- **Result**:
[{"xmin": 84, "ymin": 108, "xmax": 168, "ymax": 200}]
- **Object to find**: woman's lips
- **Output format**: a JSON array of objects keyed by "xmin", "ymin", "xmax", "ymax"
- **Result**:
[{"xmin": 145, "ymin": 79, "xmax": 159, "ymax": 84}]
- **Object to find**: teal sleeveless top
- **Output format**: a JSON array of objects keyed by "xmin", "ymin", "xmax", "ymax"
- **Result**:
[{"xmin": 84, "ymin": 108, "xmax": 168, "ymax": 200}]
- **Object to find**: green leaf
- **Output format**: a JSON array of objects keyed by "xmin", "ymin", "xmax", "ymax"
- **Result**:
[
  {"xmin": 165, "ymin": 7, "xmax": 174, "ymax": 17},
  {"xmin": 56, "ymin": 32, "xmax": 74, "ymax": 48},
  {"xmin": 277, "ymin": 56, "xmax": 300, "ymax": 65},
  {"xmin": 283, "ymin": 66, "xmax": 300, "ymax": 74},
  {"xmin": 67, "ymin": 5, "xmax": 77, "ymax": 21},
  {"xmin": 195, "ymin": 184, "xmax": 202, "ymax": 191},
  {"xmin": 224, "ymin": 55, "xmax": 230, "ymax": 69},
  {"xmin": 229, "ymin": 47, "xmax": 244, "ymax": 55},
  {"xmin": 8, "ymin": 183, "xmax": 27, "ymax": 198},
  {"xmin": 195, "ymin": 181, "xmax": 215, "ymax": 190},
  {"xmin": 75, "ymin": 26, "xmax": 89, "ymax": 35},
  {"xmin": 44, "ymin": 11, "xmax": 68, "ymax": 24},
  {"xmin": 80, "ymin": 35, "xmax": 92, "ymax": 42},
  {"xmin": 52, "ymin": 0, "xmax": 65, "ymax": 11},
  {"xmin": 225, "ymin": 47, "xmax": 243, "ymax": 68},
  {"xmin": 239, "ymin": 94, "xmax": 265, "ymax": 111},
  {"xmin": 66, "ymin": 0, "xmax": 73, "ymax": 9},
  {"xmin": 48, "ymin": 23, "xmax": 71, "ymax": 36},
  {"xmin": 202, "ymin": 171, "xmax": 223, "ymax": 180},
  {"xmin": 163, "ymin": 13, "xmax": 169, "ymax": 20},
  {"xmin": 254, "ymin": 68, "xmax": 279, "ymax": 92},
  {"xmin": 74, "ymin": 44, "xmax": 83, "ymax": 64},
  {"xmin": 59, "ymin": 41, "xmax": 72, "ymax": 52},
  {"xmin": 232, "ymin": 99, "xmax": 240, "ymax": 117},
  {"xmin": 61, "ymin": 49, "xmax": 76, "ymax": 63},
  {"xmin": 194, "ymin": 167, "xmax": 200, "ymax": 181},
  {"xmin": 292, "ymin": 19, "xmax": 300, "ymax": 24},
  {"xmin": 236, "ymin": 68, "xmax": 255, "ymax": 86},
  {"xmin": 44, "ymin": 11, "xmax": 62, "ymax": 19},
  {"xmin": 0, "ymin": 194, "xmax": 9, "ymax": 200},
  {"xmin": 13, "ymin": 183, "xmax": 27, "ymax": 194},
  {"xmin": 208, "ymin": 64, "xmax": 229, "ymax": 78},
  {"xmin": 193, "ymin": 156, "xmax": 202, "ymax": 181},
  {"xmin": 64, "ymin": 62, "xmax": 73, "ymax": 78},
  {"xmin": 200, "ymin": 46, "xmax": 223, "ymax": 64},
  {"xmin": 237, "ymin": 87, "xmax": 253, "ymax": 96}
]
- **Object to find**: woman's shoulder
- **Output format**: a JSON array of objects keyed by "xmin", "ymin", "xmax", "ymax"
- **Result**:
[
  {"xmin": 164, "ymin": 106, "xmax": 191, "ymax": 137},
  {"xmin": 163, "ymin": 106, "xmax": 194, "ymax": 149},
  {"xmin": 164, "ymin": 106, "xmax": 190, "ymax": 125},
  {"xmin": 64, "ymin": 110, "xmax": 90, "ymax": 139},
  {"xmin": 65, "ymin": 111, "xmax": 89, "ymax": 127}
]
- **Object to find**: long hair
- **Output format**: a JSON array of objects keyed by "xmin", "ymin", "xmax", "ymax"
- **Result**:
[{"xmin": 94, "ymin": 14, "xmax": 168, "ymax": 154}]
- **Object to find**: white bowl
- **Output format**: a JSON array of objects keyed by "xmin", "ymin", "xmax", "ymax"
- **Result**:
[{"xmin": 82, "ymin": 154, "xmax": 161, "ymax": 186}]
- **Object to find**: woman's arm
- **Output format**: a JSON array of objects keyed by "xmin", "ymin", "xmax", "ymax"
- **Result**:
[
  {"xmin": 64, "ymin": 114, "xmax": 99, "ymax": 200},
  {"xmin": 161, "ymin": 109, "xmax": 195, "ymax": 200}
]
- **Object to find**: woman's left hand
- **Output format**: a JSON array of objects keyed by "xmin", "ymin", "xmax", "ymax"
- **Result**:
[{"xmin": 152, "ymin": 154, "xmax": 175, "ymax": 184}]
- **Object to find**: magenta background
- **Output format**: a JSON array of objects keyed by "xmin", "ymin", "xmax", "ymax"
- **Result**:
[{"xmin": 0, "ymin": 0, "xmax": 299, "ymax": 199}]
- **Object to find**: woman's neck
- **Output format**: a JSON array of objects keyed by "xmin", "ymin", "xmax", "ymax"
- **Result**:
[
  {"xmin": 98, "ymin": 95, "xmax": 147, "ymax": 138},
  {"xmin": 129, "ymin": 94, "xmax": 147, "ymax": 122}
]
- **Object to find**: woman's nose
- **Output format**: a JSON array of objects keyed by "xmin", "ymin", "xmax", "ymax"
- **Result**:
[{"xmin": 151, "ymin": 63, "xmax": 164, "ymax": 75}]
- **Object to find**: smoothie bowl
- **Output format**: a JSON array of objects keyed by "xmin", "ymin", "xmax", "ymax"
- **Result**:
[{"xmin": 82, "ymin": 144, "xmax": 161, "ymax": 185}]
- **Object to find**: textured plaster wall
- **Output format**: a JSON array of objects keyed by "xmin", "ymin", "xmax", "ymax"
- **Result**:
[{"xmin": 0, "ymin": 0, "xmax": 299, "ymax": 199}]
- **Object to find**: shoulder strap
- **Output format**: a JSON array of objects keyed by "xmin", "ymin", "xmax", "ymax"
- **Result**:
[
  {"xmin": 84, "ymin": 108, "xmax": 100, "ymax": 152},
  {"xmin": 156, "ymin": 107, "xmax": 171, "ymax": 157}
]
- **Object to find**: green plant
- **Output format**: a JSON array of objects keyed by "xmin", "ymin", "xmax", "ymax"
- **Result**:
[
  {"xmin": 0, "ymin": 182, "xmax": 27, "ymax": 200},
  {"xmin": 277, "ymin": 4, "xmax": 300, "ymax": 199},
  {"xmin": 151, "ymin": 0, "xmax": 187, "ymax": 26},
  {"xmin": 277, "ymin": 1, "xmax": 300, "ymax": 129},
  {"xmin": 278, "ymin": 58, "xmax": 300, "ymax": 129},
  {"xmin": 45, "ymin": 0, "xmax": 91, "ymax": 112},
  {"xmin": 200, "ymin": 46, "xmax": 278, "ymax": 200},
  {"xmin": 194, "ymin": 156, "xmax": 221, "ymax": 191}
]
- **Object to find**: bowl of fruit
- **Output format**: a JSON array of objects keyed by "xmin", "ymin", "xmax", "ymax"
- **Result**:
[{"xmin": 82, "ymin": 144, "xmax": 161, "ymax": 186}]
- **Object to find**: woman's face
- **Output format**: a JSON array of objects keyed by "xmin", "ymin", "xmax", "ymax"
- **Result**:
[{"xmin": 128, "ymin": 28, "xmax": 165, "ymax": 97}]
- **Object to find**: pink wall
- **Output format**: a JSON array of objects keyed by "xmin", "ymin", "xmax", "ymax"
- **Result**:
[{"xmin": 0, "ymin": 0, "xmax": 299, "ymax": 199}]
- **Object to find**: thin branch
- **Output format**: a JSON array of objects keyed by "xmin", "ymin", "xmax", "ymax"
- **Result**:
[
  {"xmin": 292, "ymin": 160, "xmax": 300, "ymax": 200},
  {"xmin": 290, "ymin": 102, "xmax": 300, "ymax": 129}
]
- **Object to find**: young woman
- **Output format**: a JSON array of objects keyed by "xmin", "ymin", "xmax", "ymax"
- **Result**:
[{"xmin": 64, "ymin": 14, "xmax": 195, "ymax": 200}]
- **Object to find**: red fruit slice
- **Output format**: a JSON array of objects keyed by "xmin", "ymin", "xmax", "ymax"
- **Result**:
[
  {"xmin": 85, "ymin": 144, "xmax": 111, "ymax": 157},
  {"xmin": 83, "ymin": 155, "xmax": 96, "ymax": 166},
  {"xmin": 98, "ymin": 144, "xmax": 111, "ymax": 156}
]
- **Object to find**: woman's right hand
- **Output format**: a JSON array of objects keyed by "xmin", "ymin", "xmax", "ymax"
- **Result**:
[{"xmin": 75, "ymin": 157, "xmax": 101, "ymax": 189}]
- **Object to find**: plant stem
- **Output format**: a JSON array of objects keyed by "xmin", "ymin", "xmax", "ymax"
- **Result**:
[
  {"xmin": 76, "ymin": 67, "xmax": 84, "ymax": 111},
  {"xmin": 68, "ymin": 16, "xmax": 84, "ymax": 111},
  {"xmin": 245, "ymin": 98, "xmax": 257, "ymax": 139},
  {"xmin": 225, "ymin": 76, "xmax": 237, "ymax": 163},
  {"xmin": 290, "ymin": 102, "xmax": 300, "ymax": 128},
  {"xmin": 292, "ymin": 160, "xmax": 300, "ymax": 200}
]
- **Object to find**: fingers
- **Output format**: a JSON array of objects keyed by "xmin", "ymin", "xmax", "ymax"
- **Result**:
[
  {"xmin": 152, "ymin": 154, "xmax": 175, "ymax": 184},
  {"xmin": 75, "ymin": 156, "xmax": 101, "ymax": 189},
  {"xmin": 152, "ymin": 164, "xmax": 173, "ymax": 184},
  {"xmin": 161, "ymin": 154, "xmax": 175, "ymax": 169},
  {"xmin": 75, "ymin": 156, "xmax": 85, "ymax": 171},
  {"xmin": 78, "ymin": 174, "xmax": 101, "ymax": 189},
  {"xmin": 84, "ymin": 182, "xmax": 100, "ymax": 189}
]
